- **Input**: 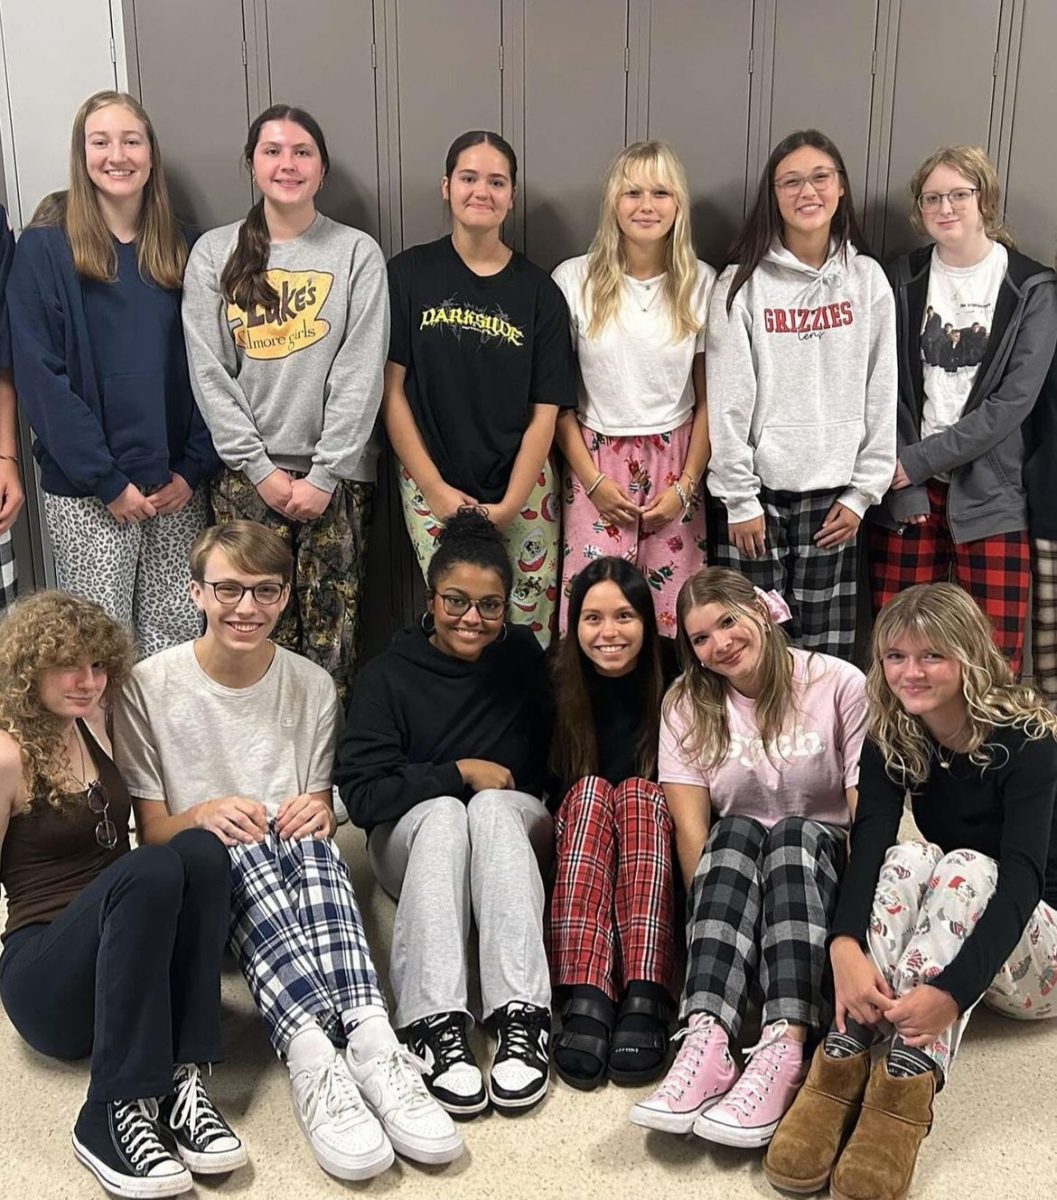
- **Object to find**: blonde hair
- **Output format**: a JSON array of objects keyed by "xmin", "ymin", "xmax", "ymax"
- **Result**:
[
  {"xmin": 582, "ymin": 141, "xmax": 701, "ymax": 342},
  {"xmin": 189, "ymin": 520, "xmax": 293, "ymax": 584},
  {"xmin": 908, "ymin": 145, "xmax": 1013, "ymax": 248},
  {"xmin": 666, "ymin": 568, "xmax": 797, "ymax": 769},
  {"xmin": 869, "ymin": 583, "xmax": 1056, "ymax": 785},
  {"xmin": 0, "ymin": 591, "xmax": 135, "ymax": 809},
  {"xmin": 30, "ymin": 90, "xmax": 187, "ymax": 288}
]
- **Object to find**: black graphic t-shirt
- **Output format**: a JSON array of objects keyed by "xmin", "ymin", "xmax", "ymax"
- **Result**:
[{"xmin": 388, "ymin": 236, "xmax": 575, "ymax": 503}]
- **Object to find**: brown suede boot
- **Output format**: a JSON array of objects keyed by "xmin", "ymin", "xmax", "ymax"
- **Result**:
[
  {"xmin": 829, "ymin": 1056, "xmax": 935, "ymax": 1200},
  {"xmin": 763, "ymin": 1044, "xmax": 870, "ymax": 1194}
]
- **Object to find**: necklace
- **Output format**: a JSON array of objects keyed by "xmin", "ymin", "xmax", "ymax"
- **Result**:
[{"xmin": 627, "ymin": 275, "xmax": 663, "ymax": 314}]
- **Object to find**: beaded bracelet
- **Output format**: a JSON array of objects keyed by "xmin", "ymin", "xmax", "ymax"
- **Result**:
[
  {"xmin": 585, "ymin": 471, "xmax": 606, "ymax": 497},
  {"xmin": 673, "ymin": 481, "xmax": 690, "ymax": 513}
]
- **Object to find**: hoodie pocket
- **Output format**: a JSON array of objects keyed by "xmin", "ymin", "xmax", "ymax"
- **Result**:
[{"xmin": 754, "ymin": 418, "xmax": 864, "ymax": 489}]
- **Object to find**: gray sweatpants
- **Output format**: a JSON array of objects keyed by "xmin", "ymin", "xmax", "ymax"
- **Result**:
[{"xmin": 367, "ymin": 790, "xmax": 553, "ymax": 1029}]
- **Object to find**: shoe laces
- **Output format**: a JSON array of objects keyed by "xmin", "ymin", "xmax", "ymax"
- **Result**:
[
  {"xmin": 724, "ymin": 1020, "xmax": 794, "ymax": 1116},
  {"xmin": 303, "ymin": 1058, "xmax": 368, "ymax": 1129},
  {"xmin": 113, "ymin": 1098, "xmax": 176, "ymax": 1173},
  {"xmin": 169, "ymin": 1064, "xmax": 228, "ymax": 1144},
  {"xmin": 420, "ymin": 1012, "xmax": 474, "ymax": 1069},
  {"xmin": 496, "ymin": 1002, "xmax": 547, "ymax": 1064},
  {"xmin": 655, "ymin": 1015, "xmax": 721, "ymax": 1100},
  {"xmin": 377, "ymin": 1046, "xmax": 435, "ymax": 1112}
]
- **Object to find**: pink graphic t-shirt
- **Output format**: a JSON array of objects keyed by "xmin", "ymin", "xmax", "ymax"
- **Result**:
[{"xmin": 658, "ymin": 648, "xmax": 868, "ymax": 829}]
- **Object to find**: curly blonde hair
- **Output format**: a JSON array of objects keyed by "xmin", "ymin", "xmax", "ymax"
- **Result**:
[
  {"xmin": 869, "ymin": 583, "xmax": 1057, "ymax": 785},
  {"xmin": 665, "ymin": 567, "xmax": 797, "ymax": 769},
  {"xmin": 0, "ymin": 591, "xmax": 135, "ymax": 809}
]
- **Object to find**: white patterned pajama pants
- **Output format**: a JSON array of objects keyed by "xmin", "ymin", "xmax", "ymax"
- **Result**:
[{"xmin": 867, "ymin": 840, "xmax": 1057, "ymax": 1079}]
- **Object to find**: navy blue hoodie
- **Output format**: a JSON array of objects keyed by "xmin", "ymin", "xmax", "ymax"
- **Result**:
[{"xmin": 7, "ymin": 222, "xmax": 218, "ymax": 501}]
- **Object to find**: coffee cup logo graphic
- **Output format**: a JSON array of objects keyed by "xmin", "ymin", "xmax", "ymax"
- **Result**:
[{"xmin": 228, "ymin": 269, "xmax": 334, "ymax": 360}]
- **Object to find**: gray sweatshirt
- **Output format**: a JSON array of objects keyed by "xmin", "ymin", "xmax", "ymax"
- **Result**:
[
  {"xmin": 706, "ymin": 240, "xmax": 897, "ymax": 524},
  {"xmin": 182, "ymin": 212, "xmax": 388, "ymax": 490}
]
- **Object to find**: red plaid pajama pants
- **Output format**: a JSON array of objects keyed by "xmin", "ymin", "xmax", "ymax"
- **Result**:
[
  {"xmin": 547, "ymin": 775, "xmax": 677, "ymax": 1000},
  {"xmin": 868, "ymin": 481, "xmax": 1030, "ymax": 676}
]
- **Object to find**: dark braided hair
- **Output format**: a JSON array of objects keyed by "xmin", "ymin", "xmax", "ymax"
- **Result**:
[{"xmin": 426, "ymin": 508, "xmax": 513, "ymax": 597}]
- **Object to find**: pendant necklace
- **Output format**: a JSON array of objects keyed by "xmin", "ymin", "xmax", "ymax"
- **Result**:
[{"xmin": 628, "ymin": 275, "xmax": 663, "ymax": 314}]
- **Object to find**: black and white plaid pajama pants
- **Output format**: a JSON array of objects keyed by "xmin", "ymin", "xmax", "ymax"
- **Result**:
[
  {"xmin": 680, "ymin": 814, "xmax": 845, "ymax": 1038},
  {"xmin": 713, "ymin": 486, "xmax": 859, "ymax": 661}
]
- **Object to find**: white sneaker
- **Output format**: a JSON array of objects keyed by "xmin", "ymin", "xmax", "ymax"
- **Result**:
[
  {"xmin": 347, "ymin": 1044, "xmax": 464, "ymax": 1165},
  {"xmin": 290, "ymin": 1052, "xmax": 394, "ymax": 1180}
]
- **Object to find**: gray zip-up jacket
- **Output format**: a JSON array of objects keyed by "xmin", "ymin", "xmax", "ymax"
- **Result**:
[{"xmin": 873, "ymin": 244, "xmax": 1057, "ymax": 542}]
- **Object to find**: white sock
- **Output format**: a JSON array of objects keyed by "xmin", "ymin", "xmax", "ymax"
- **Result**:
[
  {"xmin": 344, "ymin": 1005, "xmax": 398, "ymax": 1065},
  {"xmin": 286, "ymin": 1023, "xmax": 337, "ymax": 1077}
]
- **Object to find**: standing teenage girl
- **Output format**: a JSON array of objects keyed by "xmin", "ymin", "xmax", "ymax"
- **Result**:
[
  {"xmin": 0, "ymin": 592, "xmax": 245, "ymax": 1197},
  {"xmin": 706, "ymin": 129, "xmax": 896, "ymax": 660},
  {"xmin": 182, "ymin": 105, "xmax": 388, "ymax": 700},
  {"xmin": 548, "ymin": 556, "xmax": 680, "ymax": 1090},
  {"xmin": 765, "ymin": 584, "xmax": 1057, "ymax": 1200},
  {"xmin": 8, "ymin": 91, "xmax": 216, "ymax": 654},
  {"xmin": 384, "ymin": 130, "xmax": 575, "ymax": 645},
  {"xmin": 630, "ymin": 567, "xmax": 867, "ymax": 1149},
  {"xmin": 868, "ymin": 146, "xmax": 1057, "ymax": 679},
  {"xmin": 552, "ymin": 142, "xmax": 713, "ymax": 635}
]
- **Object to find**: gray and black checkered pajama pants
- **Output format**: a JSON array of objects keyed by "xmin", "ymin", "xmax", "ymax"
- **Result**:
[
  {"xmin": 680, "ymin": 815, "xmax": 845, "ymax": 1039},
  {"xmin": 713, "ymin": 486, "xmax": 859, "ymax": 661}
]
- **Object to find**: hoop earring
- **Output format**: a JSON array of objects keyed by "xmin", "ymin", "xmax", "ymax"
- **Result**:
[
  {"xmin": 420, "ymin": 611, "xmax": 436, "ymax": 635},
  {"xmin": 495, "ymin": 621, "xmax": 509, "ymax": 643}
]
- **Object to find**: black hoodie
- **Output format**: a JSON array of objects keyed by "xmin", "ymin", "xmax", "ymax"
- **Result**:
[{"xmin": 335, "ymin": 624, "xmax": 551, "ymax": 833}]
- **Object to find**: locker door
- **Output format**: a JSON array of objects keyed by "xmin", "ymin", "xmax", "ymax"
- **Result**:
[
  {"xmin": 260, "ymin": 0, "xmax": 381, "ymax": 240},
  {"xmin": 644, "ymin": 0, "xmax": 754, "ymax": 266},
  {"xmin": 129, "ymin": 0, "xmax": 252, "ymax": 228},
  {"xmin": 390, "ymin": 0, "xmax": 502, "ymax": 251},
  {"xmin": 880, "ymin": 0, "xmax": 1002, "ymax": 257},
  {"xmin": 765, "ymin": 0, "xmax": 879, "ymax": 219},
  {"xmin": 1001, "ymin": 0, "xmax": 1057, "ymax": 265},
  {"xmin": 521, "ymin": 0, "xmax": 628, "ymax": 271}
]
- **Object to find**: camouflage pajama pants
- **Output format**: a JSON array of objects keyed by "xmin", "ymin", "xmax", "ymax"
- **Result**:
[{"xmin": 210, "ymin": 468, "xmax": 373, "ymax": 704}]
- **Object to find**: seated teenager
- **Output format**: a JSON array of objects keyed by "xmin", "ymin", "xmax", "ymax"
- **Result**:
[
  {"xmin": 335, "ymin": 509, "xmax": 553, "ymax": 1116},
  {"xmin": 0, "ymin": 591, "xmax": 245, "ymax": 1199},
  {"xmin": 112, "ymin": 520, "xmax": 462, "ymax": 1182},
  {"xmin": 766, "ymin": 583, "xmax": 1057, "ymax": 1200},
  {"xmin": 548, "ymin": 556, "xmax": 680, "ymax": 1090},
  {"xmin": 630, "ymin": 566, "xmax": 867, "ymax": 1148}
]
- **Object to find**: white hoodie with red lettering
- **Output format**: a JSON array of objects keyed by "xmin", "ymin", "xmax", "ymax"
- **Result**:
[{"xmin": 705, "ymin": 238, "xmax": 896, "ymax": 525}]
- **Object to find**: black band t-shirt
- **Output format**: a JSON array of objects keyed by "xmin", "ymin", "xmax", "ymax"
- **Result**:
[{"xmin": 387, "ymin": 236, "xmax": 575, "ymax": 503}]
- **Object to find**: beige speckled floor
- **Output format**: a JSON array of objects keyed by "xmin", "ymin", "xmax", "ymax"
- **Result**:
[{"xmin": 2, "ymin": 823, "xmax": 1055, "ymax": 1200}]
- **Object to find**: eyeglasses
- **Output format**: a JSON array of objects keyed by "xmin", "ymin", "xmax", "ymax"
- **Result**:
[
  {"xmin": 917, "ymin": 187, "xmax": 979, "ymax": 212},
  {"xmin": 201, "ymin": 580, "xmax": 286, "ymax": 606},
  {"xmin": 87, "ymin": 780, "xmax": 119, "ymax": 850},
  {"xmin": 437, "ymin": 592, "xmax": 506, "ymax": 620},
  {"xmin": 774, "ymin": 168, "xmax": 841, "ymax": 195}
]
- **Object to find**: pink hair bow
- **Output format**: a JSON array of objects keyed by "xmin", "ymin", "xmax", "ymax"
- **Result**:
[{"xmin": 753, "ymin": 586, "xmax": 793, "ymax": 624}]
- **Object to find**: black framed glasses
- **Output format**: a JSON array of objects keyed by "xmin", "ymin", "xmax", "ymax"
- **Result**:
[
  {"xmin": 201, "ymin": 580, "xmax": 286, "ymax": 606},
  {"xmin": 917, "ymin": 187, "xmax": 979, "ymax": 212},
  {"xmin": 87, "ymin": 780, "xmax": 118, "ymax": 850},
  {"xmin": 438, "ymin": 592, "xmax": 506, "ymax": 620}
]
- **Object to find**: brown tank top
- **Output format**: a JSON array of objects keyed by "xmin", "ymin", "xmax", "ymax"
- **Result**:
[{"xmin": 1, "ymin": 720, "xmax": 132, "ymax": 938}]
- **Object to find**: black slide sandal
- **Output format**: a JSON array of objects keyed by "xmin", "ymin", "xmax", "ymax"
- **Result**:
[
  {"xmin": 607, "ymin": 991, "xmax": 670, "ymax": 1085},
  {"xmin": 553, "ymin": 994, "xmax": 616, "ymax": 1091}
]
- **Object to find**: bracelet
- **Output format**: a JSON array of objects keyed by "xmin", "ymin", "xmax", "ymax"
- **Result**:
[
  {"xmin": 680, "ymin": 469, "xmax": 697, "ymax": 489},
  {"xmin": 585, "ymin": 471, "xmax": 606, "ymax": 497},
  {"xmin": 673, "ymin": 481, "xmax": 691, "ymax": 513}
]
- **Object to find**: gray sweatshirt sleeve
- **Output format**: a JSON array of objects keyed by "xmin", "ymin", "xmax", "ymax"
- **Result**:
[
  {"xmin": 182, "ymin": 233, "xmax": 276, "ymax": 485},
  {"xmin": 838, "ymin": 272, "xmax": 897, "ymax": 517},
  {"xmin": 705, "ymin": 275, "xmax": 764, "ymax": 524},
  {"xmin": 306, "ymin": 235, "xmax": 389, "ymax": 493},
  {"xmin": 900, "ymin": 278, "xmax": 1057, "ymax": 484}
]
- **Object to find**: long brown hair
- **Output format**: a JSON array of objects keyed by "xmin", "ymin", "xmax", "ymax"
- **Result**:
[
  {"xmin": 31, "ymin": 90, "xmax": 186, "ymax": 288},
  {"xmin": 724, "ymin": 129, "xmax": 871, "ymax": 312},
  {"xmin": 869, "ymin": 584, "xmax": 1056, "ymax": 785},
  {"xmin": 666, "ymin": 568, "xmax": 797, "ymax": 768},
  {"xmin": 220, "ymin": 105, "xmax": 331, "ymax": 313},
  {"xmin": 551, "ymin": 558, "xmax": 664, "ymax": 783}
]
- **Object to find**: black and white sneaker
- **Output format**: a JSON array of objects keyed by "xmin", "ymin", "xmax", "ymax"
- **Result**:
[
  {"xmin": 72, "ymin": 1097, "xmax": 192, "ymax": 1198},
  {"xmin": 158, "ymin": 1064, "xmax": 248, "ymax": 1174},
  {"xmin": 403, "ymin": 1012, "xmax": 488, "ymax": 1116},
  {"xmin": 488, "ymin": 1002, "xmax": 551, "ymax": 1111}
]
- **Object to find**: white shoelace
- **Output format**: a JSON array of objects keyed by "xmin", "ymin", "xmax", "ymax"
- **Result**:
[
  {"xmin": 114, "ymin": 1099, "xmax": 175, "ymax": 1172},
  {"xmin": 723, "ymin": 1020, "xmax": 792, "ymax": 1116},
  {"xmin": 302, "ymin": 1060, "xmax": 368, "ymax": 1129},
  {"xmin": 654, "ymin": 1016, "xmax": 719, "ymax": 1100},
  {"xmin": 378, "ymin": 1046, "xmax": 434, "ymax": 1112},
  {"xmin": 169, "ymin": 1065, "xmax": 227, "ymax": 1143}
]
